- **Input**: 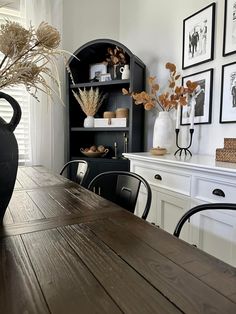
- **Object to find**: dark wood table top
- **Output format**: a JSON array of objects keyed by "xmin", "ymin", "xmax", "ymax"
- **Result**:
[{"xmin": 1, "ymin": 166, "xmax": 236, "ymax": 314}]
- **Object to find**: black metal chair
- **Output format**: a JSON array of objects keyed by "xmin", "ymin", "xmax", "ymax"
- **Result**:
[
  {"xmin": 88, "ymin": 171, "xmax": 152, "ymax": 220},
  {"xmin": 60, "ymin": 160, "xmax": 89, "ymax": 185},
  {"xmin": 173, "ymin": 203, "xmax": 236, "ymax": 238}
]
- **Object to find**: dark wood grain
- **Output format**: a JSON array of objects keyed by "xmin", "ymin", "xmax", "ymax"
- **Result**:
[
  {"xmin": 15, "ymin": 166, "xmax": 72, "ymax": 190},
  {"xmin": 1, "ymin": 166, "xmax": 236, "ymax": 314},
  {"xmin": 104, "ymin": 211, "xmax": 236, "ymax": 302},
  {"xmin": 0, "ymin": 209, "xmax": 122, "ymax": 238},
  {"xmin": 59, "ymin": 224, "xmax": 182, "ymax": 314},
  {"xmin": 2, "ymin": 208, "xmax": 13, "ymax": 225},
  {"xmin": 87, "ymin": 217, "xmax": 236, "ymax": 313},
  {"xmin": 22, "ymin": 228, "xmax": 122, "ymax": 314},
  {"xmin": 8, "ymin": 190, "xmax": 45, "ymax": 222},
  {"xmin": 4, "ymin": 184, "xmax": 119, "ymax": 227},
  {"xmin": 21, "ymin": 166, "xmax": 68, "ymax": 187},
  {"xmin": 15, "ymin": 167, "xmax": 39, "ymax": 189},
  {"xmin": 0, "ymin": 235, "xmax": 49, "ymax": 314}
]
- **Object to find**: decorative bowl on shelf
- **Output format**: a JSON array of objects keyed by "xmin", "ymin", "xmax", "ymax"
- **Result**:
[
  {"xmin": 80, "ymin": 147, "xmax": 109, "ymax": 158},
  {"xmin": 150, "ymin": 147, "xmax": 167, "ymax": 156}
]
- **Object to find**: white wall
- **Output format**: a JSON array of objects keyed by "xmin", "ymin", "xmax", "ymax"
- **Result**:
[
  {"xmin": 120, "ymin": 0, "xmax": 236, "ymax": 156},
  {"xmin": 63, "ymin": 0, "xmax": 236, "ymax": 157},
  {"xmin": 63, "ymin": 0, "xmax": 120, "ymax": 53},
  {"xmin": 62, "ymin": 0, "xmax": 120, "ymax": 164}
]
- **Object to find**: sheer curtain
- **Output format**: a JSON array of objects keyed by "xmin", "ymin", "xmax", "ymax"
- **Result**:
[{"xmin": 24, "ymin": 0, "xmax": 66, "ymax": 172}]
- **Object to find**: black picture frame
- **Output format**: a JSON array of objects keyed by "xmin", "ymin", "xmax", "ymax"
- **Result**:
[
  {"xmin": 181, "ymin": 68, "xmax": 213, "ymax": 126},
  {"xmin": 223, "ymin": 0, "xmax": 236, "ymax": 56},
  {"xmin": 182, "ymin": 3, "xmax": 215, "ymax": 69},
  {"xmin": 220, "ymin": 62, "xmax": 236, "ymax": 123}
]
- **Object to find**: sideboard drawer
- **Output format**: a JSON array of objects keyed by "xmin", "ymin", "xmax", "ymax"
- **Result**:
[
  {"xmin": 134, "ymin": 165, "xmax": 191, "ymax": 195},
  {"xmin": 194, "ymin": 177, "xmax": 236, "ymax": 203}
]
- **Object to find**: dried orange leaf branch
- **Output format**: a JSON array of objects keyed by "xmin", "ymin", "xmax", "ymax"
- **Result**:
[{"xmin": 123, "ymin": 62, "xmax": 198, "ymax": 111}]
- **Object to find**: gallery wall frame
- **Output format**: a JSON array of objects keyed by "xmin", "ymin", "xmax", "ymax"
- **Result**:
[
  {"xmin": 182, "ymin": 3, "xmax": 215, "ymax": 69},
  {"xmin": 220, "ymin": 62, "xmax": 236, "ymax": 123},
  {"xmin": 181, "ymin": 68, "xmax": 213, "ymax": 126},
  {"xmin": 223, "ymin": 0, "xmax": 236, "ymax": 56}
]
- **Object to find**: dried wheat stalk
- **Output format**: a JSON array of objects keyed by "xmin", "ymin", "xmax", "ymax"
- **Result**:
[{"xmin": 72, "ymin": 87, "xmax": 106, "ymax": 116}]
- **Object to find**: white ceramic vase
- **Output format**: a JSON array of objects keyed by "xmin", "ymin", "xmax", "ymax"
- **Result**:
[
  {"xmin": 152, "ymin": 111, "xmax": 174, "ymax": 152},
  {"xmin": 84, "ymin": 116, "xmax": 94, "ymax": 128}
]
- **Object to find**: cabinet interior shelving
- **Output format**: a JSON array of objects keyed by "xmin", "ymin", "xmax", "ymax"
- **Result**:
[{"xmin": 67, "ymin": 39, "xmax": 145, "ymax": 185}]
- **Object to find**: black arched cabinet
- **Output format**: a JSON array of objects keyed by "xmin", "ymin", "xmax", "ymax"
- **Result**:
[{"xmin": 66, "ymin": 39, "xmax": 145, "ymax": 187}]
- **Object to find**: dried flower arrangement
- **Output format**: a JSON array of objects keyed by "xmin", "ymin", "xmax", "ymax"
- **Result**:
[
  {"xmin": 0, "ymin": 20, "xmax": 63, "ymax": 100},
  {"xmin": 105, "ymin": 46, "xmax": 126, "ymax": 66},
  {"xmin": 72, "ymin": 87, "xmax": 106, "ymax": 116},
  {"xmin": 122, "ymin": 62, "xmax": 198, "ymax": 111}
]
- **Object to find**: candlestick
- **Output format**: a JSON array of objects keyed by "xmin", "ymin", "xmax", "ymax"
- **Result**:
[
  {"xmin": 112, "ymin": 142, "xmax": 118, "ymax": 159},
  {"xmin": 176, "ymin": 104, "xmax": 181, "ymax": 129},
  {"xmin": 190, "ymin": 98, "xmax": 196, "ymax": 129},
  {"xmin": 121, "ymin": 133, "xmax": 128, "ymax": 159},
  {"xmin": 174, "ymin": 128, "xmax": 194, "ymax": 157}
]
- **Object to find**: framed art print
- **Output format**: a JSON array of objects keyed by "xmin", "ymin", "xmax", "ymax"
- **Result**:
[
  {"xmin": 182, "ymin": 3, "xmax": 215, "ymax": 69},
  {"xmin": 223, "ymin": 0, "xmax": 236, "ymax": 56},
  {"xmin": 89, "ymin": 63, "xmax": 107, "ymax": 81},
  {"xmin": 181, "ymin": 68, "xmax": 213, "ymax": 125},
  {"xmin": 220, "ymin": 62, "xmax": 236, "ymax": 123}
]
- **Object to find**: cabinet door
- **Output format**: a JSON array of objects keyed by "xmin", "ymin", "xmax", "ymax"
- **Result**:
[
  {"xmin": 156, "ymin": 190, "xmax": 191, "ymax": 242},
  {"xmin": 134, "ymin": 185, "xmax": 157, "ymax": 224},
  {"xmin": 190, "ymin": 200, "xmax": 236, "ymax": 267}
]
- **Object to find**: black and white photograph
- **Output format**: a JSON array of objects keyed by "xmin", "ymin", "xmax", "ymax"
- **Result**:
[
  {"xmin": 223, "ymin": 0, "xmax": 236, "ymax": 56},
  {"xmin": 181, "ymin": 69, "xmax": 213, "ymax": 125},
  {"xmin": 220, "ymin": 62, "xmax": 236, "ymax": 122},
  {"xmin": 182, "ymin": 3, "xmax": 215, "ymax": 69}
]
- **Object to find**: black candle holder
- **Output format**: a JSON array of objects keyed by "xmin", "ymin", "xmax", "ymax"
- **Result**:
[{"xmin": 174, "ymin": 128, "xmax": 194, "ymax": 157}]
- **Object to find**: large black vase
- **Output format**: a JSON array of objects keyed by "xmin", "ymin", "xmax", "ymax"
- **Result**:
[{"xmin": 0, "ymin": 92, "xmax": 21, "ymax": 223}]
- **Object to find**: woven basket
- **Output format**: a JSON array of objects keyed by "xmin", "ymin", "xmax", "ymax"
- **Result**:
[
  {"xmin": 116, "ymin": 108, "xmax": 129, "ymax": 118},
  {"xmin": 224, "ymin": 138, "xmax": 236, "ymax": 150},
  {"xmin": 216, "ymin": 148, "xmax": 236, "ymax": 163}
]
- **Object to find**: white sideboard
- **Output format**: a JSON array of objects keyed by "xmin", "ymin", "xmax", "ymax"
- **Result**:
[{"xmin": 123, "ymin": 152, "xmax": 236, "ymax": 267}]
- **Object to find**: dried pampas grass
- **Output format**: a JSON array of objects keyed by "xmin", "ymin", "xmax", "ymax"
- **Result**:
[{"xmin": 72, "ymin": 87, "xmax": 106, "ymax": 116}]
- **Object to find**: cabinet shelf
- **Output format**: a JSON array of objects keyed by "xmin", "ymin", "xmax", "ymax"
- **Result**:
[
  {"xmin": 72, "ymin": 156, "xmax": 129, "ymax": 162},
  {"xmin": 70, "ymin": 79, "xmax": 130, "ymax": 89},
  {"xmin": 71, "ymin": 127, "xmax": 129, "ymax": 132}
]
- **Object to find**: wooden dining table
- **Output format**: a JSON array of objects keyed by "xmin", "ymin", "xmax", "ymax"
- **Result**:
[{"xmin": 1, "ymin": 166, "xmax": 236, "ymax": 314}]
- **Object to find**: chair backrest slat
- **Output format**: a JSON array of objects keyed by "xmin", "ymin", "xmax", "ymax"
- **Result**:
[
  {"xmin": 60, "ymin": 160, "xmax": 89, "ymax": 185},
  {"xmin": 88, "ymin": 171, "xmax": 152, "ymax": 220},
  {"xmin": 173, "ymin": 203, "xmax": 236, "ymax": 238}
]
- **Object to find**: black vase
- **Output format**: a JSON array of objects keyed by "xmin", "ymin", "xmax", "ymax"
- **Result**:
[
  {"xmin": 108, "ymin": 64, "xmax": 123, "ymax": 80},
  {"xmin": 0, "ymin": 92, "xmax": 21, "ymax": 223}
]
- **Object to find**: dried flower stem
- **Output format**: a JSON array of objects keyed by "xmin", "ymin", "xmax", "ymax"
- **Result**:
[
  {"xmin": 0, "ymin": 20, "xmax": 65, "ymax": 100},
  {"xmin": 72, "ymin": 87, "xmax": 106, "ymax": 116},
  {"xmin": 123, "ymin": 62, "xmax": 198, "ymax": 111}
]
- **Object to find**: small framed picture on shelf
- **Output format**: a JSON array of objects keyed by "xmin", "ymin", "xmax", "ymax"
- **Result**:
[
  {"xmin": 89, "ymin": 63, "xmax": 107, "ymax": 81},
  {"xmin": 220, "ymin": 62, "xmax": 236, "ymax": 123},
  {"xmin": 100, "ymin": 73, "xmax": 112, "ymax": 82},
  {"xmin": 181, "ymin": 68, "xmax": 213, "ymax": 125},
  {"xmin": 182, "ymin": 3, "xmax": 215, "ymax": 69},
  {"xmin": 223, "ymin": 0, "xmax": 236, "ymax": 56}
]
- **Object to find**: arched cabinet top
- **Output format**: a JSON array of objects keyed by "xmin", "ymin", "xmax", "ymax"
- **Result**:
[
  {"xmin": 68, "ymin": 39, "xmax": 145, "ymax": 84},
  {"xmin": 69, "ymin": 38, "xmax": 143, "ymax": 64}
]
